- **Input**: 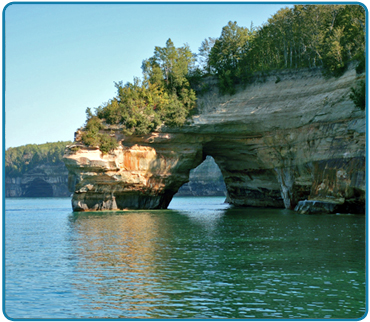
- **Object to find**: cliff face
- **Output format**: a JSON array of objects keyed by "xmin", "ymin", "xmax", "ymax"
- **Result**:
[
  {"xmin": 5, "ymin": 164, "xmax": 70, "ymax": 198},
  {"xmin": 64, "ymin": 67, "xmax": 365, "ymax": 213}
]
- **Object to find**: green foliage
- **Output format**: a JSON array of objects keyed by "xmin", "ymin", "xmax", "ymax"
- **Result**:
[
  {"xmin": 81, "ymin": 131, "xmax": 118, "ymax": 154},
  {"xmin": 142, "ymin": 38, "xmax": 196, "ymax": 108},
  {"xmin": 186, "ymin": 67, "xmax": 205, "ymax": 94},
  {"xmin": 355, "ymin": 54, "xmax": 365, "ymax": 74},
  {"xmin": 5, "ymin": 141, "xmax": 73, "ymax": 177},
  {"xmin": 350, "ymin": 80, "xmax": 366, "ymax": 110},
  {"xmin": 81, "ymin": 117, "xmax": 118, "ymax": 153},
  {"xmin": 197, "ymin": 37, "xmax": 216, "ymax": 74},
  {"xmin": 83, "ymin": 39, "xmax": 197, "ymax": 141},
  {"xmin": 76, "ymin": 4, "xmax": 365, "ymax": 146},
  {"xmin": 209, "ymin": 21, "xmax": 253, "ymax": 94},
  {"xmin": 99, "ymin": 134, "xmax": 119, "ymax": 154},
  {"xmin": 81, "ymin": 131, "xmax": 101, "ymax": 147},
  {"xmin": 81, "ymin": 116, "xmax": 104, "ymax": 146},
  {"xmin": 70, "ymin": 146, "xmax": 81, "ymax": 152},
  {"xmin": 85, "ymin": 115, "xmax": 104, "ymax": 133},
  {"xmin": 203, "ymin": 4, "xmax": 365, "ymax": 93}
]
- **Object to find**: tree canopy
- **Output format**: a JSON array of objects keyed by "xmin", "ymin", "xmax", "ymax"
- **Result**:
[
  {"xmin": 209, "ymin": 21, "xmax": 255, "ymax": 94},
  {"xmin": 5, "ymin": 141, "xmax": 72, "ymax": 177},
  {"xmin": 204, "ymin": 5, "xmax": 365, "ymax": 93},
  {"xmin": 80, "ymin": 4, "xmax": 365, "ymax": 152},
  {"xmin": 83, "ymin": 39, "xmax": 197, "ymax": 149}
]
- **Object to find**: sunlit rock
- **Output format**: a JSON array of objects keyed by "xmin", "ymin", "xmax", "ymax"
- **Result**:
[{"xmin": 64, "ymin": 67, "xmax": 365, "ymax": 213}]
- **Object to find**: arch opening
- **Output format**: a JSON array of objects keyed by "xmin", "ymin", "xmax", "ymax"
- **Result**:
[
  {"xmin": 175, "ymin": 156, "xmax": 227, "ymax": 197},
  {"xmin": 24, "ymin": 178, "xmax": 53, "ymax": 197}
]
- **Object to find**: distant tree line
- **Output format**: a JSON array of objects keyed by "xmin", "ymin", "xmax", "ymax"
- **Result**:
[
  {"xmin": 82, "ymin": 4, "xmax": 365, "ymax": 153},
  {"xmin": 5, "ymin": 141, "xmax": 72, "ymax": 177}
]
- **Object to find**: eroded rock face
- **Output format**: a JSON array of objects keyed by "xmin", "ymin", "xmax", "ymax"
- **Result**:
[
  {"xmin": 64, "ymin": 67, "xmax": 365, "ymax": 213},
  {"xmin": 5, "ymin": 164, "xmax": 70, "ymax": 198},
  {"xmin": 64, "ymin": 135, "xmax": 204, "ymax": 211}
]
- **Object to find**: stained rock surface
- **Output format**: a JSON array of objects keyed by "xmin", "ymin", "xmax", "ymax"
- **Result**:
[{"xmin": 64, "ymin": 67, "xmax": 365, "ymax": 213}]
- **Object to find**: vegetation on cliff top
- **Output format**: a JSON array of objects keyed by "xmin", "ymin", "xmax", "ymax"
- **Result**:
[
  {"xmin": 204, "ymin": 5, "xmax": 365, "ymax": 94},
  {"xmin": 82, "ymin": 4, "xmax": 365, "ymax": 152},
  {"xmin": 82, "ymin": 39, "xmax": 196, "ymax": 150},
  {"xmin": 5, "ymin": 141, "xmax": 72, "ymax": 177}
]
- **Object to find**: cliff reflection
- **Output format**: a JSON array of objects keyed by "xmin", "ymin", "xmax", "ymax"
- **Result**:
[
  {"xmin": 68, "ymin": 211, "xmax": 167, "ymax": 318},
  {"xmin": 65, "ymin": 202, "xmax": 365, "ymax": 319},
  {"xmin": 67, "ymin": 206, "xmax": 228, "ymax": 318}
]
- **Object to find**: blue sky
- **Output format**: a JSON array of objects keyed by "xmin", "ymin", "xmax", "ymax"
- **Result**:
[{"xmin": 4, "ymin": 2, "xmax": 291, "ymax": 148}]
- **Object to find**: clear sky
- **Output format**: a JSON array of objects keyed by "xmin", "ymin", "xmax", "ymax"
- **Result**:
[{"xmin": 4, "ymin": 2, "xmax": 291, "ymax": 148}]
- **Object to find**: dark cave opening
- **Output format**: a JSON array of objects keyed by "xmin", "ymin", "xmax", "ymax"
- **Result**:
[{"xmin": 24, "ymin": 178, "xmax": 53, "ymax": 197}]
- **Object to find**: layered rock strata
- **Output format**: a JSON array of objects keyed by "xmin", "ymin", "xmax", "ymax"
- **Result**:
[
  {"xmin": 5, "ymin": 164, "xmax": 70, "ymax": 198},
  {"xmin": 64, "ymin": 67, "xmax": 365, "ymax": 213}
]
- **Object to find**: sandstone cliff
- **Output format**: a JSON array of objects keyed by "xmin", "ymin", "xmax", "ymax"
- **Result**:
[
  {"xmin": 5, "ymin": 144, "xmax": 224, "ymax": 198},
  {"xmin": 63, "ymin": 67, "xmax": 365, "ymax": 213},
  {"xmin": 5, "ymin": 164, "xmax": 70, "ymax": 198}
]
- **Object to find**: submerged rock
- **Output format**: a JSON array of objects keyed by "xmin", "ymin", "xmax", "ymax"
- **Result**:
[
  {"xmin": 294, "ymin": 200, "xmax": 342, "ymax": 214},
  {"xmin": 64, "ymin": 67, "xmax": 365, "ymax": 213}
]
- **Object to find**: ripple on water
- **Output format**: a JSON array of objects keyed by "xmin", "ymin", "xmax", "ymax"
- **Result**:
[{"xmin": 4, "ymin": 197, "xmax": 366, "ymax": 319}]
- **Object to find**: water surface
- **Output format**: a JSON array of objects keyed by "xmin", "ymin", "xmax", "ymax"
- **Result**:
[{"xmin": 5, "ymin": 197, "xmax": 366, "ymax": 319}]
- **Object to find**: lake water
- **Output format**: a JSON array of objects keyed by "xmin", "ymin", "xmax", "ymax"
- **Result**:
[{"xmin": 4, "ymin": 197, "xmax": 366, "ymax": 319}]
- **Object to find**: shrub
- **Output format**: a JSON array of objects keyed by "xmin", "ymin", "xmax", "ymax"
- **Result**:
[
  {"xmin": 99, "ymin": 134, "xmax": 118, "ymax": 154},
  {"xmin": 70, "ymin": 146, "xmax": 81, "ymax": 153},
  {"xmin": 356, "ymin": 55, "xmax": 365, "ymax": 74},
  {"xmin": 350, "ymin": 80, "xmax": 366, "ymax": 110},
  {"xmin": 85, "ymin": 116, "xmax": 104, "ymax": 133},
  {"xmin": 81, "ymin": 131, "xmax": 100, "ymax": 147}
]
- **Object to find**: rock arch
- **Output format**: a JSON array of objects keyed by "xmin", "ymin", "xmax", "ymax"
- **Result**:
[
  {"xmin": 63, "ymin": 67, "xmax": 365, "ymax": 213},
  {"xmin": 24, "ymin": 178, "xmax": 54, "ymax": 197},
  {"xmin": 64, "ymin": 131, "xmax": 364, "ymax": 214}
]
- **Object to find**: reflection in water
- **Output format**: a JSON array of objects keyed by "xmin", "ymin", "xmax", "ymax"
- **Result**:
[
  {"xmin": 4, "ymin": 198, "xmax": 365, "ymax": 319},
  {"xmin": 69, "ymin": 211, "xmax": 167, "ymax": 318},
  {"xmin": 64, "ymin": 197, "xmax": 365, "ymax": 319}
]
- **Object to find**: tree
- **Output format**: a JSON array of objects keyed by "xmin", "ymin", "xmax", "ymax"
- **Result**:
[
  {"xmin": 84, "ymin": 39, "xmax": 197, "ymax": 139},
  {"xmin": 142, "ymin": 39, "xmax": 195, "ymax": 98},
  {"xmin": 197, "ymin": 37, "xmax": 216, "ymax": 74},
  {"xmin": 209, "ymin": 21, "xmax": 251, "ymax": 74},
  {"xmin": 209, "ymin": 21, "xmax": 252, "ymax": 93}
]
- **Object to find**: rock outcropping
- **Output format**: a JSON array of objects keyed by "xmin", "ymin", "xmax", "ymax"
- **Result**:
[{"xmin": 64, "ymin": 67, "xmax": 365, "ymax": 213}]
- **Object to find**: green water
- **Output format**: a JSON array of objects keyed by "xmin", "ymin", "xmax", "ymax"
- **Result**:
[{"xmin": 5, "ymin": 197, "xmax": 366, "ymax": 319}]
